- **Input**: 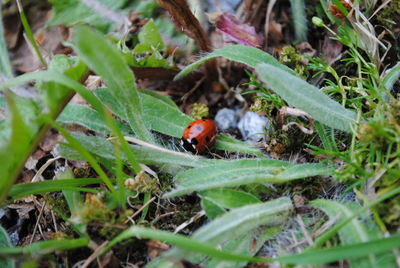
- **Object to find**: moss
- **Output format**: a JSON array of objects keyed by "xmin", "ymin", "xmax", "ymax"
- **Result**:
[
  {"xmin": 190, "ymin": 103, "xmax": 209, "ymax": 119},
  {"xmin": 279, "ymin": 46, "xmax": 308, "ymax": 78},
  {"xmin": 376, "ymin": 0, "xmax": 400, "ymax": 29}
]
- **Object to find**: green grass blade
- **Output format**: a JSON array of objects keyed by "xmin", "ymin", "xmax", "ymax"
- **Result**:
[
  {"xmin": 174, "ymin": 45, "xmax": 296, "ymax": 80},
  {"xmin": 0, "ymin": 5, "xmax": 12, "ymax": 77},
  {"xmin": 0, "ymin": 226, "xmax": 15, "ymax": 268},
  {"xmin": 73, "ymin": 26, "xmax": 153, "ymax": 143},
  {"xmin": 0, "ymin": 238, "xmax": 88, "ymax": 258},
  {"xmin": 290, "ymin": 0, "xmax": 307, "ymax": 41},
  {"xmin": 165, "ymin": 159, "xmax": 333, "ymax": 197},
  {"xmin": 255, "ymin": 63, "xmax": 357, "ymax": 132},
  {"xmin": 16, "ymin": 0, "xmax": 47, "ymax": 68},
  {"xmin": 8, "ymin": 178, "xmax": 105, "ymax": 200}
]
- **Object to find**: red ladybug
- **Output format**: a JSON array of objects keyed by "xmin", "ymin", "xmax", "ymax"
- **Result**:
[{"xmin": 181, "ymin": 119, "xmax": 217, "ymax": 154}]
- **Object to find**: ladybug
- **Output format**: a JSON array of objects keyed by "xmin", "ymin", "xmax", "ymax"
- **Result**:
[{"xmin": 181, "ymin": 119, "xmax": 217, "ymax": 154}]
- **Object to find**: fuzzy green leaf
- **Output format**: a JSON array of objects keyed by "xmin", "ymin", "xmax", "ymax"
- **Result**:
[
  {"xmin": 175, "ymin": 45, "xmax": 295, "ymax": 81},
  {"xmin": 200, "ymin": 189, "xmax": 260, "ymax": 209},
  {"xmin": 0, "ymin": 238, "xmax": 88, "ymax": 258},
  {"xmin": 165, "ymin": 159, "xmax": 333, "ymax": 197},
  {"xmin": 255, "ymin": 63, "xmax": 357, "ymax": 132}
]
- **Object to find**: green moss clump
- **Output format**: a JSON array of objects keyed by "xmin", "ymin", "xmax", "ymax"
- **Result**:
[
  {"xmin": 279, "ymin": 46, "xmax": 308, "ymax": 77},
  {"xmin": 376, "ymin": 0, "xmax": 400, "ymax": 29},
  {"xmin": 190, "ymin": 103, "xmax": 209, "ymax": 119}
]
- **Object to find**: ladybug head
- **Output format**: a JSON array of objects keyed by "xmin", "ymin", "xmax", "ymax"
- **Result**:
[{"xmin": 181, "ymin": 137, "xmax": 197, "ymax": 154}]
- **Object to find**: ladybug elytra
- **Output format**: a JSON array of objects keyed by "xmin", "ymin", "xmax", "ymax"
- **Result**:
[{"xmin": 181, "ymin": 119, "xmax": 217, "ymax": 154}]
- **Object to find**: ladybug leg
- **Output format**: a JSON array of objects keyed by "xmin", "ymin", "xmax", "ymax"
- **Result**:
[{"xmin": 181, "ymin": 137, "xmax": 197, "ymax": 154}]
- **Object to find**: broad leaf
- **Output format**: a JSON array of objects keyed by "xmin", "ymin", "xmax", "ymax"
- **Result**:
[{"xmin": 0, "ymin": 5, "xmax": 12, "ymax": 77}]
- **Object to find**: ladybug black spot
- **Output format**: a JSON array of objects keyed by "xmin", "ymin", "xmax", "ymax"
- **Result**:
[
  {"xmin": 187, "ymin": 125, "xmax": 191, "ymax": 129},
  {"xmin": 205, "ymin": 136, "xmax": 210, "ymax": 142},
  {"xmin": 191, "ymin": 138, "xmax": 199, "ymax": 145},
  {"xmin": 196, "ymin": 126, "xmax": 202, "ymax": 131}
]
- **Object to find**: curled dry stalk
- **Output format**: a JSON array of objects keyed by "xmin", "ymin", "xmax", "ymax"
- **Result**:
[{"xmin": 156, "ymin": 0, "xmax": 217, "ymax": 81}]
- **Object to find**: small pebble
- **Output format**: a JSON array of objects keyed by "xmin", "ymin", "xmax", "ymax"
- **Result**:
[
  {"xmin": 214, "ymin": 108, "xmax": 237, "ymax": 130},
  {"xmin": 237, "ymin": 111, "xmax": 270, "ymax": 142}
]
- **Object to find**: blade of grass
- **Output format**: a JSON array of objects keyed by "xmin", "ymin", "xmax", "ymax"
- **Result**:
[
  {"xmin": 290, "ymin": 0, "xmax": 307, "ymax": 41},
  {"xmin": 8, "ymin": 178, "xmax": 106, "ymax": 200},
  {"xmin": 59, "ymin": 169, "xmax": 87, "ymax": 236},
  {"xmin": 16, "ymin": 0, "xmax": 47, "ymax": 68},
  {"xmin": 43, "ymin": 116, "xmax": 115, "ymax": 192},
  {"xmin": 0, "ymin": 238, "xmax": 88, "ymax": 258},
  {"xmin": 0, "ymin": 5, "xmax": 12, "ymax": 77}
]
